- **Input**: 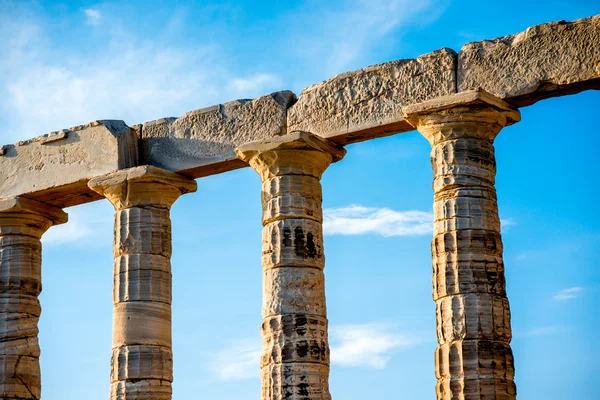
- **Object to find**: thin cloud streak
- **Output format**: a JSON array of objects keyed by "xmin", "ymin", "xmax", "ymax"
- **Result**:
[
  {"xmin": 330, "ymin": 323, "xmax": 420, "ymax": 369},
  {"xmin": 82, "ymin": 8, "xmax": 102, "ymax": 25},
  {"xmin": 42, "ymin": 202, "xmax": 113, "ymax": 247},
  {"xmin": 516, "ymin": 326, "xmax": 571, "ymax": 337},
  {"xmin": 227, "ymin": 73, "xmax": 282, "ymax": 98},
  {"xmin": 209, "ymin": 322, "xmax": 422, "ymax": 381},
  {"xmin": 553, "ymin": 287, "xmax": 584, "ymax": 301},
  {"xmin": 209, "ymin": 339, "xmax": 262, "ymax": 381},
  {"xmin": 323, "ymin": 205, "xmax": 432, "ymax": 237},
  {"xmin": 0, "ymin": 9, "xmax": 279, "ymax": 143}
]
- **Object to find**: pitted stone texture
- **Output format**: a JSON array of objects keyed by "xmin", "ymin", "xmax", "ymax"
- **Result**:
[
  {"xmin": 114, "ymin": 255, "xmax": 171, "ymax": 304},
  {"xmin": 237, "ymin": 132, "xmax": 342, "ymax": 400},
  {"xmin": 263, "ymin": 268, "xmax": 326, "ymax": 317},
  {"xmin": 111, "ymin": 345, "xmax": 173, "ymax": 381},
  {"xmin": 89, "ymin": 167, "xmax": 195, "ymax": 400},
  {"xmin": 435, "ymin": 341, "xmax": 516, "ymax": 400},
  {"xmin": 141, "ymin": 91, "xmax": 296, "ymax": 177},
  {"xmin": 403, "ymin": 91, "xmax": 518, "ymax": 400},
  {"xmin": 436, "ymin": 294, "xmax": 512, "ymax": 344},
  {"xmin": 288, "ymin": 48, "xmax": 457, "ymax": 143},
  {"xmin": 0, "ymin": 198, "xmax": 66, "ymax": 400},
  {"xmin": 237, "ymin": 132, "xmax": 345, "ymax": 181},
  {"xmin": 261, "ymin": 363, "xmax": 331, "ymax": 400},
  {"xmin": 115, "ymin": 208, "xmax": 172, "ymax": 258},
  {"xmin": 261, "ymin": 315, "xmax": 329, "ymax": 366},
  {"xmin": 458, "ymin": 15, "xmax": 600, "ymax": 107},
  {"xmin": 262, "ymin": 176, "xmax": 323, "ymax": 224},
  {"xmin": 262, "ymin": 219, "xmax": 324, "ymax": 269},
  {"xmin": 433, "ymin": 196, "xmax": 501, "ymax": 234},
  {"xmin": 110, "ymin": 380, "xmax": 172, "ymax": 400},
  {"xmin": 88, "ymin": 166, "xmax": 197, "ymax": 211},
  {"xmin": 0, "ymin": 121, "xmax": 138, "ymax": 208}
]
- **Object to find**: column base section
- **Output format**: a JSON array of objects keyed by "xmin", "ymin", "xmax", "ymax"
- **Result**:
[
  {"xmin": 110, "ymin": 379, "xmax": 172, "ymax": 400},
  {"xmin": 111, "ymin": 345, "xmax": 173, "ymax": 382},
  {"xmin": 435, "ymin": 340, "xmax": 515, "ymax": 400},
  {"xmin": 261, "ymin": 363, "xmax": 331, "ymax": 400},
  {"xmin": 436, "ymin": 377, "xmax": 516, "ymax": 400}
]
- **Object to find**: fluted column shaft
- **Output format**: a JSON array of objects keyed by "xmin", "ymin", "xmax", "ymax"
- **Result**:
[
  {"xmin": 236, "ymin": 132, "xmax": 345, "ymax": 400},
  {"xmin": 0, "ymin": 197, "xmax": 67, "ymax": 400},
  {"xmin": 404, "ymin": 90, "xmax": 521, "ymax": 400},
  {"xmin": 89, "ymin": 166, "xmax": 196, "ymax": 400}
]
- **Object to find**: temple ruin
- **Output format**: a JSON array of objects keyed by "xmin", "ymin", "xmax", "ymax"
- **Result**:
[{"xmin": 1, "ymin": 14, "xmax": 598, "ymax": 400}]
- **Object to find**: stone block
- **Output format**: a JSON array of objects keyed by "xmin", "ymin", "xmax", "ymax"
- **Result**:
[
  {"xmin": 287, "ymin": 48, "xmax": 457, "ymax": 143},
  {"xmin": 0, "ymin": 121, "xmax": 138, "ymax": 208},
  {"xmin": 458, "ymin": 15, "xmax": 600, "ymax": 106},
  {"xmin": 140, "ymin": 91, "xmax": 296, "ymax": 177}
]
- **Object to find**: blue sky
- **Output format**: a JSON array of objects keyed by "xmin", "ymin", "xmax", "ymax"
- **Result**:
[{"xmin": 1, "ymin": 1, "xmax": 599, "ymax": 399}]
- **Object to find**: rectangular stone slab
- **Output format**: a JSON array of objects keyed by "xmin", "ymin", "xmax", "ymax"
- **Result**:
[
  {"xmin": 0, "ymin": 121, "xmax": 138, "ymax": 208},
  {"xmin": 287, "ymin": 48, "xmax": 457, "ymax": 144},
  {"xmin": 458, "ymin": 15, "xmax": 600, "ymax": 107},
  {"xmin": 140, "ymin": 91, "xmax": 296, "ymax": 177}
]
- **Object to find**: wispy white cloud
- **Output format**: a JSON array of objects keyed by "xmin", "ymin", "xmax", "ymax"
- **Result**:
[
  {"xmin": 209, "ymin": 322, "xmax": 421, "ymax": 381},
  {"xmin": 208, "ymin": 339, "xmax": 261, "ymax": 381},
  {"xmin": 42, "ymin": 201, "xmax": 113, "ymax": 247},
  {"xmin": 227, "ymin": 73, "xmax": 281, "ymax": 98},
  {"xmin": 501, "ymin": 218, "xmax": 517, "ymax": 229},
  {"xmin": 553, "ymin": 287, "xmax": 584, "ymax": 301},
  {"xmin": 516, "ymin": 325, "xmax": 571, "ymax": 337},
  {"xmin": 323, "ymin": 205, "xmax": 432, "ymax": 237},
  {"xmin": 82, "ymin": 8, "xmax": 102, "ymax": 25},
  {"xmin": 0, "ymin": 8, "xmax": 277, "ymax": 144},
  {"xmin": 330, "ymin": 323, "xmax": 420, "ymax": 369},
  {"xmin": 290, "ymin": 0, "xmax": 447, "ymax": 76}
]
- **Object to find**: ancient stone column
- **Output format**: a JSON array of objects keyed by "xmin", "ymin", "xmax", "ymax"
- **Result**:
[
  {"xmin": 403, "ymin": 89, "xmax": 521, "ymax": 400},
  {"xmin": 236, "ymin": 132, "xmax": 345, "ymax": 400},
  {"xmin": 88, "ymin": 166, "xmax": 196, "ymax": 400},
  {"xmin": 0, "ymin": 197, "xmax": 67, "ymax": 400}
]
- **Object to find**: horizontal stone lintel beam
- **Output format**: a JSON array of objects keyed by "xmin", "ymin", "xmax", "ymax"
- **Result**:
[{"xmin": 1, "ymin": 15, "xmax": 598, "ymax": 208}]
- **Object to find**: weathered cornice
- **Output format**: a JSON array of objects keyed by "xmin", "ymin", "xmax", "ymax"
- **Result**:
[{"xmin": 1, "ymin": 15, "xmax": 598, "ymax": 208}]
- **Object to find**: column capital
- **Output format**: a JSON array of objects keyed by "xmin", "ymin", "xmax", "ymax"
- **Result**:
[
  {"xmin": 0, "ymin": 197, "xmax": 67, "ymax": 236},
  {"xmin": 235, "ymin": 131, "xmax": 346, "ymax": 180},
  {"xmin": 402, "ymin": 89, "xmax": 521, "ymax": 144},
  {"xmin": 88, "ymin": 165, "xmax": 197, "ymax": 210}
]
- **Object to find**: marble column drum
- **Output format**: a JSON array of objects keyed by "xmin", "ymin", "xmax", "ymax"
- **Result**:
[
  {"xmin": 89, "ymin": 166, "xmax": 196, "ymax": 400},
  {"xmin": 0, "ymin": 197, "xmax": 67, "ymax": 400},
  {"xmin": 403, "ymin": 90, "xmax": 521, "ymax": 400},
  {"xmin": 236, "ymin": 132, "xmax": 345, "ymax": 400}
]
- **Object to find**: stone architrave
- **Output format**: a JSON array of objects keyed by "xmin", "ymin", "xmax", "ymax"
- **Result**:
[
  {"xmin": 403, "ymin": 89, "xmax": 521, "ymax": 400},
  {"xmin": 287, "ymin": 49, "xmax": 457, "ymax": 144},
  {"xmin": 88, "ymin": 166, "xmax": 196, "ymax": 400},
  {"xmin": 0, "ymin": 121, "xmax": 138, "ymax": 208},
  {"xmin": 236, "ymin": 132, "xmax": 346, "ymax": 400},
  {"xmin": 140, "ymin": 91, "xmax": 296, "ymax": 177},
  {"xmin": 0, "ymin": 197, "xmax": 67, "ymax": 399},
  {"xmin": 458, "ymin": 15, "xmax": 600, "ymax": 106}
]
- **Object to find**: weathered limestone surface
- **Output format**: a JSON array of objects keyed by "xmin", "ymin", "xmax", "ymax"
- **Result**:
[
  {"xmin": 459, "ymin": 15, "xmax": 600, "ymax": 106},
  {"xmin": 88, "ymin": 166, "xmax": 196, "ymax": 400},
  {"xmin": 236, "ymin": 132, "xmax": 345, "ymax": 400},
  {"xmin": 403, "ymin": 90, "xmax": 520, "ymax": 400},
  {"xmin": 140, "ymin": 91, "xmax": 296, "ymax": 177},
  {"xmin": 287, "ymin": 49, "xmax": 457, "ymax": 144},
  {"xmin": 0, "ymin": 121, "xmax": 138, "ymax": 208},
  {"xmin": 2, "ymin": 15, "xmax": 599, "ymax": 212},
  {"xmin": 0, "ymin": 197, "xmax": 67, "ymax": 400}
]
